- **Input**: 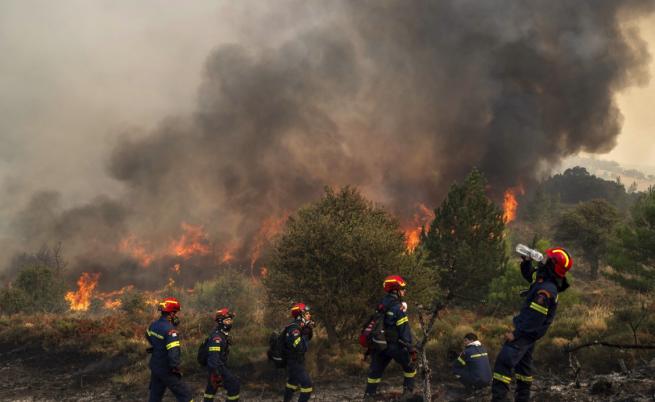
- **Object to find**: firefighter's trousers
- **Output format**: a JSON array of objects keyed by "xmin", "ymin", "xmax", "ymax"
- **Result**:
[
  {"xmin": 203, "ymin": 369, "xmax": 240, "ymax": 402},
  {"xmin": 284, "ymin": 359, "xmax": 313, "ymax": 402},
  {"xmin": 491, "ymin": 337, "xmax": 535, "ymax": 402},
  {"xmin": 365, "ymin": 344, "xmax": 416, "ymax": 395},
  {"xmin": 148, "ymin": 370, "xmax": 194, "ymax": 402}
]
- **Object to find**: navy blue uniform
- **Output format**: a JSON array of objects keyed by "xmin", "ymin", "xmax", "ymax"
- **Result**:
[
  {"xmin": 283, "ymin": 321, "xmax": 313, "ymax": 402},
  {"xmin": 452, "ymin": 341, "xmax": 492, "ymax": 389},
  {"xmin": 145, "ymin": 316, "xmax": 194, "ymax": 402},
  {"xmin": 203, "ymin": 329, "xmax": 240, "ymax": 402},
  {"xmin": 491, "ymin": 260, "xmax": 566, "ymax": 402},
  {"xmin": 365, "ymin": 293, "xmax": 416, "ymax": 396}
]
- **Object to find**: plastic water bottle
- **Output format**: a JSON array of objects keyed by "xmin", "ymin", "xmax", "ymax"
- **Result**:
[{"xmin": 515, "ymin": 244, "xmax": 544, "ymax": 262}]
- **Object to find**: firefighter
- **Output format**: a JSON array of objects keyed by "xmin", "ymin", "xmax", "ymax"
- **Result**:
[
  {"xmin": 363, "ymin": 275, "xmax": 417, "ymax": 400},
  {"xmin": 146, "ymin": 297, "xmax": 194, "ymax": 402},
  {"xmin": 283, "ymin": 303, "xmax": 315, "ymax": 402},
  {"xmin": 203, "ymin": 308, "xmax": 240, "ymax": 402},
  {"xmin": 452, "ymin": 332, "xmax": 492, "ymax": 391},
  {"xmin": 491, "ymin": 247, "xmax": 573, "ymax": 402}
]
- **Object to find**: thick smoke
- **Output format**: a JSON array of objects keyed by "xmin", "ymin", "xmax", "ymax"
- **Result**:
[{"xmin": 4, "ymin": 0, "xmax": 655, "ymax": 289}]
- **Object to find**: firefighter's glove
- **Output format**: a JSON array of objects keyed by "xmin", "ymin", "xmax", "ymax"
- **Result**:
[
  {"xmin": 210, "ymin": 372, "xmax": 223, "ymax": 388},
  {"xmin": 170, "ymin": 367, "xmax": 183, "ymax": 378},
  {"xmin": 146, "ymin": 347, "xmax": 153, "ymax": 354}
]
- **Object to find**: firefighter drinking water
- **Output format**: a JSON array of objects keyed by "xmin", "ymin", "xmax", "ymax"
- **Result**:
[{"xmin": 491, "ymin": 247, "xmax": 573, "ymax": 402}]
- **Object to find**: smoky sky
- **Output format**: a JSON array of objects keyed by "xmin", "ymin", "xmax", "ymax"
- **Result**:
[{"xmin": 1, "ymin": 0, "xmax": 654, "ymax": 288}]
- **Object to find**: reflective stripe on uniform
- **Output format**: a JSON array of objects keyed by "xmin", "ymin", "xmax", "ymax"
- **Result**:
[
  {"xmin": 493, "ymin": 372, "xmax": 512, "ymax": 384},
  {"xmin": 404, "ymin": 370, "xmax": 417, "ymax": 378},
  {"xmin": 227, "ymin": 394, "xmax": 240, "ymax": 400},
  {"xmin": 396, "ymin": 316, "xmax": 409, "ymax": 326},
  {"xmin": 367, "ymin": 377, "xmax": 381, "ymax": 384},
  {"xmin": 300, "ymin": 387, "xmax": 313, "ymax": 393},
  {"xmin": 293, "ymin": 337, "xmax": 301, "ymax": 347},
  {"xmin": 515, "ymin": 373, "xmax": 534, "ymax": 382},
  {"xmin": 470, "ymin": 353, "xmax": 488, "ymax": 358},
  {"xmin": 286, "ymin": 383, "xmax": 299, "ymax": 390},
  {"xmin": 166, "ymin": 340, "xmax": 181, "ymax": 349},
  {"xmin": 457, "ymin": 356, "xmax": 466, "ymax": 365},
  {"xmin": 203, "ymin": 393, "xmax": 215, "ymax": 398},
  {"xmin": 530, "ymin": 302, "xmax": 548, "ymax": 315},
  {"xmin": 208, "ymin": 346, "xmax": 221, "ymax": 351},
  {"xmin": 147, "ymin": 329, "xmax": 164, "ymax": 340}
]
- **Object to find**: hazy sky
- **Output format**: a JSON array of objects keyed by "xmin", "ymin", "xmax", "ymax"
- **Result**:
[
  {"xmin": 2, "ymin": 1, "xmax": 654, "ymax": 283},
  {"xmin": 1, "ymin": 0, "xmax": 654, "ymax": 210},
  {"xmin": 610, "ymin": 13, "xmax": 655, "ymax": 167}
]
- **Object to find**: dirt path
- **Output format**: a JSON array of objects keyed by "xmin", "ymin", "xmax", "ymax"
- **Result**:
[{"xmin": 2, "ymin": 347, "xmax": 654, "ymax": 402}]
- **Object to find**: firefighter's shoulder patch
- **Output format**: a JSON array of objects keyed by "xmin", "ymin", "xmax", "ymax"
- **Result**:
[
  {"xmin": 212, "ymin": 336, "xmax": 222, "ymax": 344},
  {"xmin": 168, "ymin": 329, "xmax": 178, "ymax": 337},
  {"xmin": 533, "ymin": 292, "xmax": 548, "ymax": 307},
  {"xmin": 291, "ymin": 329, "xmax": 301, "ymax": 337}
]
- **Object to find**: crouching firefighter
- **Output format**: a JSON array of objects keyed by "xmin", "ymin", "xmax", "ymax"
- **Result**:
[
  {"xmin": 491, "ymin": 247, "xmax": 573, "ymax": 402},
  {"xmin": 452, "ymin": 332, "xmax": 492, "ymax": 391},
  {"xmin": 203, "ymin": 308, "xmax": 240, "ymax": 402},
  {"xmin": 146, "ymin": 297, "xmax": 194, "ymax": 402},
  {"xmin": 283, "ymin": 303, "xmax": 315, "ymax": 402},
  {"xmin": 364, "ymin": 275, "xmax": 417, "ymax": 400}
]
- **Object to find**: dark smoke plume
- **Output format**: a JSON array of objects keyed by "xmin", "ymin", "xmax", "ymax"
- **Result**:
[{"xmin": 5, "ymin": 0, "xmax": 655, "ymax": 289}]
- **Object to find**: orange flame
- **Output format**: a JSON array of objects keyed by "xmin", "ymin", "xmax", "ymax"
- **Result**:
[
  {"xmin": 118, "ymin": 235, "xmax": 155, "ymax": 266},
  {"xmin": 250, "ymin": 214, "xmax": 288, "ymax": 271},
  {"xmin": 170, "ymin": 223, "xmax": 211, "ymax": 259},
  {"xmin": 260, "ymin": 266, "xmax": 269, "ymax": 278},
  {"xmin": 65, "ymin": 272, "xmax": 100, "ymax": 311},
  {"xmin": 220, "ymin": 241, "xmax": 239, "ymax": 264},
  {"xmin": 403, "ymin": 203, "xmax": 435, "ymax": 252},
  {"xmin": 503, "ymin": 186, "xmax": 524, "ymax": 223},
  {"xmin": 104, "ymin": 299, "xmax": 122, "ymax": 309}
]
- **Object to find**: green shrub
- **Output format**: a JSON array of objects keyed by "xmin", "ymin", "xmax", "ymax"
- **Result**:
[
  {"xmin": 0, "ymin": 287, "xmax": 30, "ymax": 315},
  {"xmin": 0, "ymin": 265, "xmax": 67, "ymax": 314},
  {"xmin": 187, "ymin": 271, "xmax": 262, "ymax": 336}
]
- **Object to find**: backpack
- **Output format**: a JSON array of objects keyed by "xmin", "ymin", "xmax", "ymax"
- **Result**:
[
  {"xmin": 197, "ymin": 336, "xmax": 210, "ymax": 367},
  {"xmin": 359, "ymin": 308, "xmax": 387, "ymax": 350},
  {"xmin": 267, "ymin": 328, "xmax": 288, "ymax": 368}
]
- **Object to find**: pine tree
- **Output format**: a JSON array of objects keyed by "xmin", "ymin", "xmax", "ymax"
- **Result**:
[
  {"xmin": 423, "ymin": 168, "xmax": 507, "ymax": 306},
  {"xmin": 555, "ymin": 199, "xmax": 621, "ymax": 278},
  {"xmin": 607, "ymin": 188, "xmax": 655, "ymax": 293}
]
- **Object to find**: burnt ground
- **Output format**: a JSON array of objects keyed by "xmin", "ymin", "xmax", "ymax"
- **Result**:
[{"xmin": 1, "ymin": 345, "xmax": 654, "ymax": 402}]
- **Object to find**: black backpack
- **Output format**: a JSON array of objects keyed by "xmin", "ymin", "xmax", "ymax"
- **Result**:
[
  {"xmin": 197, "ymin": 336, "xmax": 211, "ymax": 367},
  {"xmin": 359, "ymin": 308, "xmax": 387, "ymax": 350},
  {"xmin": 267, "ymin": 328, "xmax": 288, "ymax": 368}
]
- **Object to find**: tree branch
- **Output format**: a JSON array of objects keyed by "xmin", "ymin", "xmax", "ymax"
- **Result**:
[{"xmin": 565, "ymin": 340, "xmax": 655, "ymax": 353}]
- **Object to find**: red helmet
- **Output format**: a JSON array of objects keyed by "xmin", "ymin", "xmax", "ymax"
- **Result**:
[
  {"xmin": 291, "ymin": 303, "xmax": 310, "ymax": 318},
  {"xmin": 215, "ymin": 307, "xmax": 235, "ymax": 322},
  {"xmin": 158, "ymin": 297, "xmax": 181, "ymax": 313},
  {"xmin": 383, "ymin": 275, "xmax": 407, "ymax": 293},
  {"xmin": 546, "ymin": 247, "xmax": 573, "ymax": 278}
]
